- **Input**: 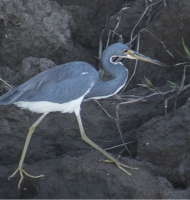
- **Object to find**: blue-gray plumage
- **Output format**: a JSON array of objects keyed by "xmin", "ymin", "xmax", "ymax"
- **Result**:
[
  {"xmin": 85, "ymin": 44, "xmax": 129, "ymax": 99},
  {"xmin": 0, "ymin": 43, "xmax": 168, "ymax": 189},
  {"xmin": 0, "ymin": 62, "xmax": 98, "ymax": 104}
]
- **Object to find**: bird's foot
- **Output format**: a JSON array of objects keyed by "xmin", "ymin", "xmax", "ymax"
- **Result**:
[
  {"xmin": 8, "ymin": 166, "xmax": 44, "ymax": 189},
  {"xmin": 99, "ymin": 159, "xmax": 138, "ymax": 176}
]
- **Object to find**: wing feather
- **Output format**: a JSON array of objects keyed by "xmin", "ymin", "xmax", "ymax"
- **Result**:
[{"xmin": 0, "ymin": 61, "xmax": 98, "ymax": 105}]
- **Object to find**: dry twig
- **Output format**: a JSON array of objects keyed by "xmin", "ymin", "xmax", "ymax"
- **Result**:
[{"xmin": 165, "ymin": 65, "xmax": 190, "ymax": 114}]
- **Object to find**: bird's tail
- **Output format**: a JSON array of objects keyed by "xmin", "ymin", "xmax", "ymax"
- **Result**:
[{"xmin": 0, "ymin": 88, "xmax": 22, "ymax": 105}]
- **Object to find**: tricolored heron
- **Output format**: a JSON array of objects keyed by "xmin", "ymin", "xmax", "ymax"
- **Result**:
[{"xmin": 0, "ymin": 43, "xmax": 167, "ymax": 188}]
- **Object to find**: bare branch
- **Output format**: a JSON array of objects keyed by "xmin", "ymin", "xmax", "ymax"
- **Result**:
[
  {"xmin": 130, "ymin": 0, "xmax": 164, "ymax": 42},
  {"xmin": 95, "ymin": 100, "xmax": 116, "ymax": 120},
  {"xmin": 112, "ymin": 7, "xmax": 130, "ymax": 42},
  {"xmin": 104, "ymin": 141, "xmax": 133, "ymax": 151},
  {"xmin": 165, "ymin": 65, "xmax": 190, "ymax": 114},
  {"xmin": 140, "ymin": 29, "xmax": 174, "ymax": 58},
  {"xmin": 174, "ymin": 65, "xmax": 189, "ymax": 109},
  {"xmin": 120, "ymin": 34, "xmax": 141, "ymax": 94}
]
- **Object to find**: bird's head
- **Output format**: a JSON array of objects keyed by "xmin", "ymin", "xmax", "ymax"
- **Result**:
[{"xmin": 104, "ymin": 43, "xmax": 168, "ymax": 67}]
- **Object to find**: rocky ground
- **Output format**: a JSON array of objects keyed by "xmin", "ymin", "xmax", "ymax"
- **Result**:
[{"xmin": 0, "ymin": 0, "xmax": 190, "ymax": 198}]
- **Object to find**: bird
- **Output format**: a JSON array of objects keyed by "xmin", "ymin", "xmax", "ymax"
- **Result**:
[{"xmin": 0, "ymin": 43, "xmax": 168, "ymax": 188}]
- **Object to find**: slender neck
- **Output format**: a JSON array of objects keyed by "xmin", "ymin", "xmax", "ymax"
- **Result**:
[
  {"xmin": 84, "ymin": 51, "xmax": 128, "ymax": 100},
  {"xmin": 101, "ymin": 49, "xmax": 128, "ymax": 80}
]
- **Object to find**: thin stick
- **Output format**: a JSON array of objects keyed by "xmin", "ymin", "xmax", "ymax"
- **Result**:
[
  {"xmin": 115, "ymin": 117, "xmax": 131, "ymax": 155},
  {"xmin": 112, "ymin": 7, "xmax": 129, "ymax": 42},
  {"xmin": 104, "ymin": 141, "xmax": 134, "ymax": 151},
  {"xmin": 106, "ymin": 30, "xmax": 112, "ymax": 48},
  {"xmin": 165, "ymin": 65, "xmax": 190, "ymax": 114},
  {"xmin": 95, "ymin": 100, "xmax": 116, "ymax": 120},
  {"xmin": 130, "ymin": 0, "xmax": 163, "ymax": 42},
  {"xmin": 164, "ymin": 92, "xmax": 177, "ymax": 115},
  {"xmin": 120, "ymin": 34, "xmax": 141, "ymax": 94},
  {"xmin": 140, "ymin": 29, "xmax": 174, "ymax": 58},
  {"xmin": 174, "ymin": 65, "xmax": 189, "ymax": 109},
  {"xmin": 96, "ymin": 97, "xmax": 146, "ymax": 155},
  {"xmin": 0, "ymin": 78, "xmax": 13, "ymax": 89}
]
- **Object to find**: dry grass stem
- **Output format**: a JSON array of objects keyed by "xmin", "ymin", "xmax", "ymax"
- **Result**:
[
  {"xmin": 104, "ymin": 141, "xmax": 133, "ymax": 151},
  {"xmin": 130, "ymin": 0, "xmax": 163, "ymax": 42},
  {"xmin": 140, "ymin": 29, "xmax": 174, "ymax": 58},
  {"xmin": 120, "ymin": 34, "xmax": 141, "ymax": 94},
  {"xmin": 95, "ymin": 100, "xmax": 116, "ymax": 120},
  {"xmin": 165, "ymin": 65, "xmax": 190, "ymax": 114}
]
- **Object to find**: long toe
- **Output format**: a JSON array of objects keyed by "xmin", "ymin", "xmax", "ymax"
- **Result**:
[
  {"xmin": 9, "ymin": 167, "xmax": 44, "ymax": 189},
  {"xmin": 99, "ymin": 159, "xmax": 138, "ymax": 175},
  {"xmin": 22, "ymin": 169, "xmax": 44, "ymax": 179},
  {"xmin": 119, "ymin": 162, "xmax": 138, "ymax": 170}
]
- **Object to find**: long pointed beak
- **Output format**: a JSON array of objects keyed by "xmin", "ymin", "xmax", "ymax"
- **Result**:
[{"xmin": 124, "ymin": 50, "xmax": 169, "ymax": 67}]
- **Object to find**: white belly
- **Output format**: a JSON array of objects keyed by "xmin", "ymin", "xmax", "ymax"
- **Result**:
[{"xmin": 14, "ymin": 96, "xmax": 84, "ymax": 115}]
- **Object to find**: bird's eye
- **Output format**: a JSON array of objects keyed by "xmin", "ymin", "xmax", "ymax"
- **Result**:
[{"xmin": 124, "ymin": 49, "xmax": 128, "ymax": 53}]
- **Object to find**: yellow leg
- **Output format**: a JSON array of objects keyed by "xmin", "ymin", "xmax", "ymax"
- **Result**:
[
  {"xmin": 75, "ymin": 112, "xmax": 138, "ymax": 175},
  {"xmin": 9, "ymin": 112, "xmax": 48, "ymax": 189}
]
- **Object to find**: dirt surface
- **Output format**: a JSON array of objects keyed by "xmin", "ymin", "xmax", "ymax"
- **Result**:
[{"xmin": 0, "ymin": 0, "xmax": 190, "ymax": 199}]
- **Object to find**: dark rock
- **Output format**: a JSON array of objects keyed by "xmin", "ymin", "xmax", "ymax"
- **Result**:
[
  {"xmin": 135, "ymin": 97, "xmax": 190, "ymax": 191},
  {"xmin": 20, "ymin": 57, "xmax": 55, "ymax": 82},
  {"xmin": 0, "ymin": 0, "xmax": 95, "ymax": 68},
  {"xmin": 1, "ymin": 152, "xmax": 188, "ymax": 199},
  {"xmin": 1, "ymin": 0, "xmax": 190, "ymax": 198}
]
